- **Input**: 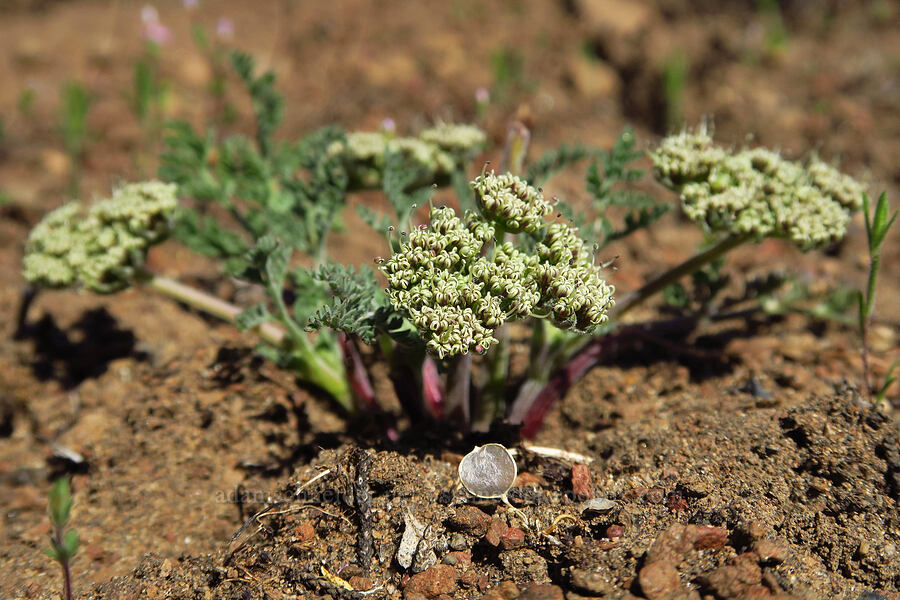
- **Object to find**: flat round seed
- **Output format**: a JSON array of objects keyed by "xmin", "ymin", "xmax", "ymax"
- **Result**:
[{"xmin": 458, "ymin": 443, "xmax": 517, "ymax": 499}]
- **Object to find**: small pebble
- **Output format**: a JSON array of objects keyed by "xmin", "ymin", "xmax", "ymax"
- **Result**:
[
  {"xmin": 646, "ymin": 487, "xmax": 666, "ymax": 504},
  {"xmin": 579, "ymin": 497, "xmax": 617, "ymax": 513},
  {"xmin": 571, "ymin": 464, "xmax": 594, "ymax": 500},
  {"xmin": 517, "ymin": 583, "xmax": 564, "ymax": 600},
  {"xmin": 606, "ymin": 524, "xmax": 625, "ymax": 538}
]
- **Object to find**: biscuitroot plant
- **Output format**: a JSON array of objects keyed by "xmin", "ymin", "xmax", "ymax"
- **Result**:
[
  {"xmin": 377, "ymin": 169, "xmax": 615, "ymax": 426},
  {"xmin": 511, "ymin": 125, "xmax": 873, "ymax": 436},
  {"xmin": 21, "ymin": 82, "xmax": 877, "ymax": 439},
  {"xmin": 22, "ymin": 50, "xmax": 487, "ymax": 419},
  {"xmin": 156, "ymin": 51, "xmax": 485, "ymax": 413},
  {"xmin": 20, "ymin": 179, "xmax": 374, "ymax": 412}
]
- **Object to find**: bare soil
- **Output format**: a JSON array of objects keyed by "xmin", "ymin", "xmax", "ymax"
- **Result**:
[{"xmin": 1, "ymin": 1, "xmax": 898, "ymax": 599}]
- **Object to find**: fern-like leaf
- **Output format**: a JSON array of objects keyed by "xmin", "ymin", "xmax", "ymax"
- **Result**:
[
  {"xmin": 305, "ymin": 264, "xmax": 385, "ymax": 345},
  {"xmin": 526, "ymin": 143, "xmax": 599, "ymax": 186}
]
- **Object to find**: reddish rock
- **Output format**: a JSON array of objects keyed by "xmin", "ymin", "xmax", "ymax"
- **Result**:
[
  {"xmin": 448, "ymin": 506, "xmax": 492, "ymax": 536},
  {"xmin": 484, "ymin": 518, "xmax": 509, "ymax": 547},
  {"xmin": 646, "ymin": 487, "xmax": 666, "ymax": 504},
  {"xmin": 638, "ymin": 561, "xmax": 692, "ymax": 600},
  {"xmin": 447, "ymin": 551, "xmax": 472, "ymax": 565},
  {"xmin": 518, "ymin": 583, "xmax": 564, "ymax": 600},
  {"xmin": 349, "ymin": 576, "xmax": 373, "ymax": 591},
  {"xmin": 606, "ymin": 524, "xmax": 625, "ymax": 538},
  {"xmin": 500, "ymin": 526, "xmax": 525, "ymax": 550},
  {"xmin": 571, "ymin": 464, "xmax": 594, "ymax": 500},
  {"xmin": 753, "ymin": 538, "xmax": 790, "ymax": 564},
  {"xmin": 480, "ymin": 580, "xmax": 519, "ymax": 600},
  {"xmin": 405, "ymin": 564, "xmax": 458, "ymax": 599},
  {"xmin": 690, "ymin": 525, "xmax": 728, "ymax": 551},
  {"xmin": 458, "ymin": 568, "xmax": 478, "ymax": 588},
  {"xmin": 645, "ymin": 524, "xmax": 695, "ymax": 563},
  {"xmin": 702, "ymin": 552, "xmax": 763, "ymax": 599},
  {"xmin": 295, "ymin": 521, "xmax": 315, "ymax": 544}
]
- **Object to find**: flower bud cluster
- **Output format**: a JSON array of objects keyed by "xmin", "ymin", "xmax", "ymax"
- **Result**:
[
  {"xmin": 471, "ymin": 171, "xmax": 554, "ymax": 233},
  {"xmin": 419, "ymin": 123, "xmax": 487, "ymax": 161},
  {"xmin": 381, "ymin": 174, "xmax": 615, "ymax": 358},
  {"xmin": 328, "ymin": 124, "xmax": 487, "ymax": 189},
  {"xmin": 651, "ymin": 129, "xmax": 867, "ymax": 249},
  {"xmin": 23, "ymin": 181, "xmax": 178, "ymax": 293},
  {"xmin": 536, "ymin": 223, "xmax": 615, "ymax": 331},
  {"xmin": 381, "ymin": 206, "xmax": 500, "ymax": 358}
]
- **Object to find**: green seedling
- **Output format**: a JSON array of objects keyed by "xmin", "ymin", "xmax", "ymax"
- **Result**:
[
  {"xmin": 45, "ymin": 478, "xmax": 79, "ymax": 600},
  {"xmin": 58, "ymin": 81, "xmax": 92, "ymax": 197},
  {"xmin": 19, "ymin": 86, "xmax": 36, "ymax": 119},
  {"xmin": 131, "ymin": 41, "xmax": 170, "ymax": 176},
  {"xmin": 857, "ymin": 192, "xmax": 897, "ymax": 402},
  {"xmin": 757, "ymin": 0, "xmax": 788, "ymax": 59},
  {"xmin": 490, "ymin": 46, "xmax": 527, "ymax": 100},
  {"xmin": 662, "ymin": 51, "xmax": 688, "ymax": 131}
]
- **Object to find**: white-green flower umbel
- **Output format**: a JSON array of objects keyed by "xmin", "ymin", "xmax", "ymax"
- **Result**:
[
  {"xmin": 23, "ymin": 181, "xmax": 178, "ymax": 293},
  {"xmin": 651, "ymin": 128, "xmax": 867, "ymax": 250},
  {"xmin": 472, "ymin": 171, "xmax": 555, "ymax": 234},
  {"xmin": 328, "ymin": 124, "xmax": 487, "ymax": 189},
  {"xmin": 381, "ymin": 172, "xmax": 615, "ymax": 358}
]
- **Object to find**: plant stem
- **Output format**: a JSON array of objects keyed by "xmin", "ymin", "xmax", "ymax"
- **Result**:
[
  {"xmin": 473, "ymin": 121, "xmax": 530, "ymax": 429},
  {"xmin": 62, "ymin": 558, "xmax": 73, "ymax": 600},
  {"xmin": 515, "ymin": 234, "xmax": 752, "ymax": 435},
  {"xmin": 266, "ymin": 279, "xmax": 354, "ymax": 412},
  {"xmin": 52, "ymin": 525, "xmax": 73, "ymax": 600},
  {"xmin": 338, "ymin": 333, "xmax": 375, "ymax": 411},
  {"xmin": 421, "ymin": 356, "xmax": 444, "ymax": 420},
  {"xmin": 144, "ymin": 273, "xmax": 286, "ymax": 345},
  {"xmin": 144, "ymin": 271, "xmax": 354, "ymax": 411},
  {"xmin": 612, "ymin": 233, "xmax": 751, "ymax": 320},
  {"xmin": 445, "ymin": 354, "xmax": 472, "ymax": 428},
  {"xmin": 859, "ymin": 238, "xmax": 881, "ymax": 399}
]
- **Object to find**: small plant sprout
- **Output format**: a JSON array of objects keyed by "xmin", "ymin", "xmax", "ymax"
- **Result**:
[
  {"xmin": 458, "ymin": 443, "xmax": 528, "ymax": 524},
  {"xmin": 857, "ymin": 191, "xmax": 897, "ymax": 403},
  {"xmin": 58, "ymin": 81, "xmax": 92, "ymax": 197},
  {"xmin": 45, "ymin": 478, "xmax": 79, "ymax": 600}
]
